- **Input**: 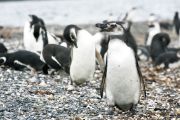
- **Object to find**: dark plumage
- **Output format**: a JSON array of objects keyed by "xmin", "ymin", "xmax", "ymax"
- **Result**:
[
  {"xmin": 173, "ymin": 12, "xmax": 180, "ymax": 35},
  {"xmin": 150, "ymin": 33, "xmax": 170, "ymax": 61},
  {"xmin": 41, "ymin": 44, "xmax": 71, "ymax": 74},
  {"xmin": 0, "ymin": 43, "xmax": 7, "ymax": 53},
  {"xmin": 154, "ymin": 51, "xmax": 180, "ymax": 68},
  {"xmin": 29, "ymin": 14, "xmax": 45, "ymax": 28},
  {"xmin": 63, "ymin": 24, "xmax": 81, "ymax": 48},
  {"xmin": 0, "ymin": 50, "xmax": 47, "ymax": 73}
]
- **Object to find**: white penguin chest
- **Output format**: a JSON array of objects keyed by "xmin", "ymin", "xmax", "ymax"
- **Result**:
[
  {"xmin": 106, "ymin": 39, "xmax": 140, "ymax": 104},
  {"xmin": 70, "ymin": 30, "xmax": 95, "ymax": 81}
]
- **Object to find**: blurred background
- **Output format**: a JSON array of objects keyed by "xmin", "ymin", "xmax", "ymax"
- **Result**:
[{"xmin": 0, "ymin": 0, "xmax": 180, "ymax": 26}]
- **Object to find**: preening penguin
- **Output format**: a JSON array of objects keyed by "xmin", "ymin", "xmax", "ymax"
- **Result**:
[
  {"xmin": 63, "ymin": 25, "xmax": 96, "ymax": 85},
  {"xmin": 154, "ymin": 51, "xmax": 180, "ymax": 68},
  {"xmin": 23, "ymin": 14, "xmax": 63, "ymax": 54},
  {"xmin": 40, "ymin": 44, "xmax": 71, "ymax": 74},
  {"xmin": 99, "ymin": 21, "xmax": 146, "ymax": 111},
  {"xmin": 23, "ymin": 15, "xmax": 48, "ymax": 53},
  {"xmin": 0, "ymin": 43, "xmax": 7, "ymax": 53},
  {"xmin": 0, "ymin": 50, "xmax": 47, "ymax": 74},
  {"xmin": 150, "ymin": 33, "xmax": 170, "ymax": 61}
]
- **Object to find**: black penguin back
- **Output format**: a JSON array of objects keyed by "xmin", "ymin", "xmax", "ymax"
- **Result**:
[
  {"xmin": 13, "ymin": 50, "xmax": 46, "ymax": 70},
  {"xmin": 0, "ymin": 43, "xmax": 8, "ymax": 53},
  {"xmin": 42, "ymin": 44, "xmax": 71, "ymax": 73},
  {"xmin": 155, "ymin": 51, "xmax": 180, "ymax": 68},
  {"xmin": 150, "ymin": 33, "xmax": 170, "ymax": 61}
]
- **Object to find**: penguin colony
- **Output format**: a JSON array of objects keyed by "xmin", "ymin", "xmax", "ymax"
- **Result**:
[{"xmin": 0, "ymin": 10, "xmax": 179, "ymax": 112}]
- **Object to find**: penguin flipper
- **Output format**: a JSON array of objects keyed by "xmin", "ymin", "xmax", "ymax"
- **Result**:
[
  {"xmin": 100, "ymin": 54, "xmax": 107, "ymax": 98},
  {"xmin": 135, "ymin": 54, "xmax": 146, "ymax": 99}
]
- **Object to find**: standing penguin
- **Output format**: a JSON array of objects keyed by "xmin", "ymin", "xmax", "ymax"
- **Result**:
[
  {"xmin": 40, "ymin": 44, "xmax": 71, "ymax": 74},
  {"xmin": 99, "ymin": 21, "xmax": 146, "ymax": 111},
  {"xmin": 0, "ymin": 50, "xmax": 47, "ymax": 74},
  {"xmin": 173, "ymin": 11, "xmax": 180, "ymax": 37},
  {"xmin": 63, "ymin": 25, "xmax": 96, "ymax": 85}
]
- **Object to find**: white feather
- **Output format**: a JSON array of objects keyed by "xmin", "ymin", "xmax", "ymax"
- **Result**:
[
  {"xmin": 146, "ymin": 22, "xmax": 161, "ymax": 46},
  {"xmin": 105, "ymin": 39, "xmax": 140, "ymax": 107},
  {"xmin": 47, "ymin": 32, "xmax": 62, "ymax": 44},
  {"xmin": 14, "ymin": 60, "xmax": 32, "ymax": 70},
  {"xmin": 70, "ymin": 30, "xmax": 96, "ymax": 84},
  {"xmin": 51, "ymin": 56, "xmax": 61, "ymax": 67},
  {"xmin": 40, "ymin": 52, "xmax": 46, "ymax": 63},
  {"xmin": 23, "ymin": 22, "xmax": 44, "ymax": 53},
  {"xmin": 93, "ymin": 32, "xmax": 104, "ymax": 54},
  {"xmin": 60, "ymin": 42, "xmax": 68, "ymax": 48}
]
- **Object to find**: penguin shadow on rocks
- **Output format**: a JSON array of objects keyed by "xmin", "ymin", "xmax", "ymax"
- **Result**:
[
  {"xmin": 0, "ymin": 50, "xmax": 48, "ymax": 75},
  {"xmin": 95, "ymin": 20, "xmax": 146, "ymax": 113},
  {"xmin": 63, "ymin": 24, "xmax": 104, "ymax": 86}
]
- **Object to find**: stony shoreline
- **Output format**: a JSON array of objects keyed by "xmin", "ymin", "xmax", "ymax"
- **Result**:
[{"xmin": 0, "ymin": 23, "xmax": 179, "ymax": 119}]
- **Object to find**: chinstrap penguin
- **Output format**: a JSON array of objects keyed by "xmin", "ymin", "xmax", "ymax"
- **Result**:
[{"xmin": 98, "ymin": 21, "xmax": 146, "ymax": 111}]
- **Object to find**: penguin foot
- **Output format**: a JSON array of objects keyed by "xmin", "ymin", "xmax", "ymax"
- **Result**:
[{"xmin": 130, "ymin": 104, "xmax": 137, "ymax": 115}]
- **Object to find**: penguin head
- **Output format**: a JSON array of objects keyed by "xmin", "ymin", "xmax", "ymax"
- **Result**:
[
  {"xmin": 174, "ymin": 11, "xmax": 179, "ymax": 19},
  {"xmin": 31, "ymin": 23, "xmax": 48, "ymax": 45},
  {"xmin": 0, "ymin": 56, "xmax": 6, "ymax": 65},
  {"xmin": 28, "ymin": 14, "xmax": 45, "ymax": 28},
  {"xmin": 63, "ymin": 25, "xmax": 80, "ymax": 48},
  {"xmin": 95, "ymin": 21, "xmax": 128, "ymax": 34},
  {"xmin": 161, "ymin": 33, "xmax": 170, "ymax": 46}
]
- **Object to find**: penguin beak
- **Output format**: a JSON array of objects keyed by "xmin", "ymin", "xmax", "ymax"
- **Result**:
[{"xmin": 73, "ymin": 41, "xmax": 78, "ymax": 48}]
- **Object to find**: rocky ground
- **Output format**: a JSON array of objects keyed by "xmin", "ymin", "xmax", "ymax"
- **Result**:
[{"xmin": 0, "ymin": 23, "xmax": 179, "ymax": 119}]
